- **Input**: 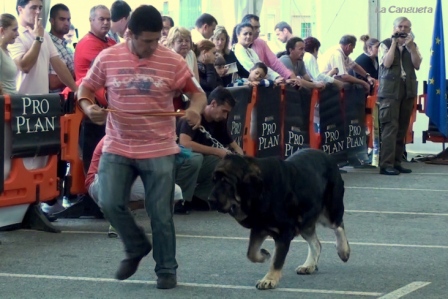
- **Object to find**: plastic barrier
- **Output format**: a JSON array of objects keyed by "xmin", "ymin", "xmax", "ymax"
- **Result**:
[
  {"xmin": 253, "ymin": 85, "xmax": 283, "ymax": 158},
  {"xmin": 0, "ymin": 94, "xmax": 61, "ymax": 209},
  {"xmin": 283, "ymin": 85, "xmax": 312, "ymax": 158},
  {"xmin": 59, "ymin": 94, "xmax": 86, "ymax": 195},
  {"xmin": 227, "ymin": 86, "xmax": 252, "ymax": 151},
  {"xmin": 318, "ymin": 83, "xmax": 349, "ymax": 166},
  {"xmin": 342, "ymin": 83, "xmax": 369, "ymax": 166}
]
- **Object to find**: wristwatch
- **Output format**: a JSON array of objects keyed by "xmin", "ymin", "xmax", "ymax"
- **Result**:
[{"xmin": 35, "ymin": 36, "xmax": 44, "ymax": 43}]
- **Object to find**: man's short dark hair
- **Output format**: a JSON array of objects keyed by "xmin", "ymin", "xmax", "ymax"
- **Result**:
[
  {"xmin": 110, "ymin": 0, "xmax": 131, "ymax": 22},
  {"xmin": 275, "ymin": 21, "xmax": 292, "ymax": 34},
  {"xmin": 16, "ymin": 0, "xmax": 41, "ymax": 14},
  {"xmin": 241, "ymin": 14, "xmax": 259, "ymax": 23},
  {"xmin": 49, "ymin": 3, "xmax": 70, "ymax": 20},
  {"xmin": 195, "ymin": 13, "xmax": 217, "ymax": 28},
  {"xmin": 339, "ymin": 35, "xmax": 357, "ymax": 46},
  {"xmin": 208, "ymin": 86, "xmax": 235, "ymax": 107},
  {"xmin": 127, "ymin": 5, "xmax": 162, "ymax": 36},
  {"xmin": 162, "ymin": 16, "xmax": 174, "ymax": 27},
  {"xmin": 286, "ymin": 37, "xmax": 304, "ymax": 55}
]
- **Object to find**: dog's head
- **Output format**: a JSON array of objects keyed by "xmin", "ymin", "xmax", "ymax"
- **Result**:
[{"xmin": 209, "ymin": 154, "xmax": 263, "ymax": 221}]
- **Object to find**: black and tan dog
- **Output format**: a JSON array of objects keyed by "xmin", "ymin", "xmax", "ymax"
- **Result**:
[{"xmin": 209, "ymin": 148, "xmax": 350, "ymax": 290}]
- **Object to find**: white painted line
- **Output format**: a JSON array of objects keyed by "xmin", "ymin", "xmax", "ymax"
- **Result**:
[
  {"xmin": 377, "ymin": 281, "xmax": 431, "ymax": 298},
  {"xmin": 346, "ymin": 186, "xmax": 448, "ymax": 192},
  {"xmin": 56, "ymin": 231, "xmax": 448, "ymax": 249},
  {"xmin": 0, "ymin": 273, "xmax": 382, "ymax": 296},
  {"xmin": 346, "ymin": 210, "xmax": 448, "ymax": 217}
]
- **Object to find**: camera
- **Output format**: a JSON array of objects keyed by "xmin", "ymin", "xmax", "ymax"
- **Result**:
[{"xmin": 391, "ymin": 32, "xmax": 408, "ymax": 39}]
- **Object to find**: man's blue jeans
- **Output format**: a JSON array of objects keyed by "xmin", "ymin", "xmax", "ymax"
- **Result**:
[{"xmin": 98, "ymin": 153, "xmax": 177, "ymax": 275}]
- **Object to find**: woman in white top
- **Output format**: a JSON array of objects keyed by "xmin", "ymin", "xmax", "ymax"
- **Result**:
[
  {"xmin": 0, "ymin": 13, "xmax": 19, "ymax": 181},
  {"xmin": 0, "ymin": 13, "xmax": 19, "ymax": 94},
  {"xmin": 232, "ymin": 22, "xmax": 281, "ymax": 81},
  {"xmin": 165, "ymin": 26, "xmax": 199, "ymax": 81}
]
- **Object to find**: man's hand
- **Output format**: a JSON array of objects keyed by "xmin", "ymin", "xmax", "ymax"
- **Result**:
[
  {"xmin": 367, "ymin": 76, "xmax": 375, "ymax": 86},
  {"xmin": 314, "ymin": 81, "xmax": 325, "ymax": 90},
  {"xmin": 27, "ymin": 14, "xmax": 44, "ymax": 39},
  {"xmin": 182, "ymin": 108, "xmax": 201, "ymax": 130},
  {"xmin": 328, "ymin": 67, "xmax": 339, "ymax": 76},
  {"xmin": 274, "ymin": 77, "xmax": 284, "ymax": 85},
  {"xmin": 83, "ymin": 104, "xmax": 108, "ymax": 125},
  {"xmin": 214, "ymin": 148, "xmax": 232, "ymax": 158},
  {"xmin": 333, "ymin": 79, "xmax": 345, "ymax": 90},
  {"xmin": 361, "ymin": 81, "xmax": 371, "ymax": 93}
]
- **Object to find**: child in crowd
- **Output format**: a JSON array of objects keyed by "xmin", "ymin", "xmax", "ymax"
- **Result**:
[{"xmin": 227, "ymin": 62, "xmax": 282, "ymax": 87}]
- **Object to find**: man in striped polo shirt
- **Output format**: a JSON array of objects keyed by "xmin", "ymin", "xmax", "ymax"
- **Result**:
[{"xmin": 77, "ymin": 5, "xmax": 206, "ymax": 289}]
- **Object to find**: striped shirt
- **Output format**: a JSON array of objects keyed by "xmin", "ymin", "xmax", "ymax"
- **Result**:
[
  {"xmin": 48, "ymin": 32, "xmax": 74, "ymax": 93},
  {"xmin": 82, "ymin": 43, "xmax": 192, "ymax": 159}
]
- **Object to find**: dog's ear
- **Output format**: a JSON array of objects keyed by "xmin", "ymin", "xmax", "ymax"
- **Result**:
[{"xmin": 242, "ymin": 163, "xmax": 263, "ymax": 197}]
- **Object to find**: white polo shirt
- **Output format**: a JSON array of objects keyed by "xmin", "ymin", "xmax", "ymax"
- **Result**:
[
  {"xmin": 9, "ymin": 25, "xmax": 59, "ymax": 94},
  {"xmin": 318, "ymin": 44, "xmax": 357, "ymax": 75}
]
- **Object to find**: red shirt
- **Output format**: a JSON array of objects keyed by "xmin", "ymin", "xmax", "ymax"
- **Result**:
[
  {"xmin": 74, "ymin": 32, "xmax": 116, "ymax": 106},
  {"xmin": 81, "ymin": 42, "xmax": 192, "ymax": 159},
  {"xmin": 85, "ymin": 137, "xmax": 104, "ymax": 190}
]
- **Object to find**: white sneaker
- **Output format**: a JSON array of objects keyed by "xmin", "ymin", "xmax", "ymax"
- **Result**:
[{"xmin": 41, "ymin": 200, "xmax": 65, "ymax": 214}]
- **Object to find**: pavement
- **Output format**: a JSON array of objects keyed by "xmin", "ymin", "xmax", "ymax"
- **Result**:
[{"xmin": 1, "ymin": 159, "xmax": 448, "ymax": 299}]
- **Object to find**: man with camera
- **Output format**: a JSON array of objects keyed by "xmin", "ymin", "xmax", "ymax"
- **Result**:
[{"xmin": 377, "ymin": 17, "xmax": 422, "ymax": 175}]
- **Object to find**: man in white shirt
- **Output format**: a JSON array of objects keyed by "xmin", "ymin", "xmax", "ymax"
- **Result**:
[
  {"xmin": 10, "ymin": 0, "xmax": 77, "ymax": 95},
  {"xmin": 318, "ymin": 35, "xmax": 374, "ymax": 93},
  {"xmin": 108, "ymin": 0, "xmax": 131, "ymax": 43},
  {"xmin": 191, "ymin": 13, "xmax": 217, "ymax": 44},
  {"xmin": 9, "ymin": 0, "xmax": 77, "ymax": 218}
]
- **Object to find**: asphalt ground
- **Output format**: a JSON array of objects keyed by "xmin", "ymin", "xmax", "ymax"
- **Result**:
[{"xmin": 1, "ymin": 160, "xmax": 447, "ymax": 299}]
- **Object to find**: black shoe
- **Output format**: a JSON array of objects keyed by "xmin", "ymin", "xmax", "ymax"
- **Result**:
[
  {"xmin": 115, "ymin": 246, "xmax": 151, "ymax": 280},
  {"xmin": 156, "ymin": 273, "xmax": 177, "ymax": 289},
  {"xmin": 379, "ymin": 167, "xmax": 400, "ymax": 175},
  {"xmin": 43, "ymin": 212, "xmax": 58, "ymax": 222},
  {"xmin": 173, "ymin": 201, "xmax": 190, "ymax": 215},
  {"xmin": 394, "ymin": 165, "xmax": 412, "ymax": 173}
]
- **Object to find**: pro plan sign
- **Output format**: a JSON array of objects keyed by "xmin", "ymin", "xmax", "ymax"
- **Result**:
[{"xmin": 10, "ymin": 94, "xmax": 62, "ymax": 158}]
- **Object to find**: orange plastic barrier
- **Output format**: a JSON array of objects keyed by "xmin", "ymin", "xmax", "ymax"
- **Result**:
[
  {"xmin": 0, "ymin": 94, "xmax": 59, "ymax": 208},
  {"xmin": 59, "ymin": 104, "xmax": 86, "ymax": 195},
  {"xmin": 309, "ymin": 89, "xmax": 321, "ymax": 149},
  {"xmin": 242, "ymin": 86, "xmax": 258, "ymax": 156}
]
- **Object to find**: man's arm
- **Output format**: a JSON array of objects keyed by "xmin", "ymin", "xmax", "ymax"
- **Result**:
[
  {"xmin": 381, "ymin": 41, "xmax": 397, "ymax": 68},
  {"xmin": 77, "ymin": 82, "xmax": 108, "ymax": 125},
  {"xmin": 253, "ymin": 39, "xmax": 295, "ymax": 79},
  {"xmin": 352, "ymin": 63, "xmax": 375, "ymax": 85},
  {"xmin": 14, "ymin": 40, "xmax": 41, "ymax": 73},
  {"xmin": 50, "ymin": 56, "xmax": 78, "ymax": 91},
  {"xmin": 49, "ymin": 74, "xmax": 64, "ymax": 90},
  {"xmin": 179, "ymin": 133, "xmax": 228, "ymax": 158},
  {"xmin": 406, "ymin": 41, "xmax": 422, "ymax": 70},
  {"xmin": 229, "ymin": 141, "xmax": 243, "ymax": 155}
]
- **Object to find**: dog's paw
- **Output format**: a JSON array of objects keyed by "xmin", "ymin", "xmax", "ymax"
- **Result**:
[
  {"xmin": 337, "ymin": 241, "xmax": 350, "ymax": 262},
  {"xmin": 256, "ymin": 277, "xmax": 279, "ymax": 290},
  {"xmin": 296, "ymin": 265, "xmax": 318, "ymax": 275}
]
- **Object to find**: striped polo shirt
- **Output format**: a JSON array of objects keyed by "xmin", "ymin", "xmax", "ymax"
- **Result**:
[{"xmin": 82, "ymin": 42, "xmax": 192, "ymax": 159}]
